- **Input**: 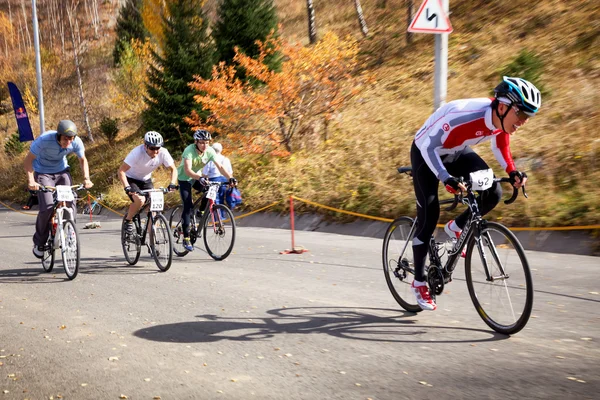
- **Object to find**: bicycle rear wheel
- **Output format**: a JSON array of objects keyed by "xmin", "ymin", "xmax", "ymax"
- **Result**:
[
  {"xmin": 93, "ymin": 203, "xmax": 103, "ymax": 215},
  {"xmin": 61, "ymin": 220, "xmax": 80, "ymax": 280},
  {"xmin": 465, "ymin": 221, "xmax": 533, "ymax": 335},
  {"xmin": 121, "ymin": 215, "xmax": 141, "ymax": 265},
  {"xmin": 203, "ymin": 204, "xmax": 236, "ymax": 261},
  {"xmin": 169, "ymin": 206, "xmax": 190, "ymax": 257},
  {"xmin": 151, "ymin": 213, "xmax": 173, "ymax": 271},
  {"xmin": 382, "ymin": 217, "xmax": 421, "ymax": 313}
]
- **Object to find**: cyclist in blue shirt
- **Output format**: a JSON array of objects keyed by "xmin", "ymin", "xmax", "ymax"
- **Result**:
[{"xmin": 23, "ymin": 120, "xmax": 94, "ymax": 258}]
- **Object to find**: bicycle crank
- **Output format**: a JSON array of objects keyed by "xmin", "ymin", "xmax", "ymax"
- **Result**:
[{"xmin": 427, "ymin": 265, "xmax": 445, "ymax": 296}]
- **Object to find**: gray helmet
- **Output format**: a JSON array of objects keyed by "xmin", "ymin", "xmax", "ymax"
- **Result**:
[
  {"xmin": 193, "ymin": 129, "xmax": 211, "ymax": 141},
  {"xmin": 144, "ymin": 131, "xmax": 164, "ymax": 147},
  {"xmin": 57, "ymin": 120, "xmax": 77, "ymax": 137}
]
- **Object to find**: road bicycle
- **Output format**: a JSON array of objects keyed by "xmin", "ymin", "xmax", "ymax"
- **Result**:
[
  {"xmin": 382, "ymin": 167, "xmax": 533, "ymax": 334},
  {"xmin": 38, "ymin": 184, "xmax": 85, "ymax": 280},
  {"xmin": 169, "ymin": 181, "xmax": 236, "ymax": 261},
  {"xmin": 120, "ymin": 188, "xmax": 174, "ymax": 271},
  {"xmin": 81, "ymin": 193, "xmax": 104, "ymax": 215}
]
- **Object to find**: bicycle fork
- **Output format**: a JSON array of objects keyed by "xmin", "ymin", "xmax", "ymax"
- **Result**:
[{"xmin": 472, "ymin": 224, "xmax": 510, "ymax": 282}]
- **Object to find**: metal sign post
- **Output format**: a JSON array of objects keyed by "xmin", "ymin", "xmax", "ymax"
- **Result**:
[
  {"xmin": 408, "ymin": 0, "xmax": 453, "ymax": 111},
  {"xmin": 32, "ymin": 0, "xmax": 45, "ymax": 134}
]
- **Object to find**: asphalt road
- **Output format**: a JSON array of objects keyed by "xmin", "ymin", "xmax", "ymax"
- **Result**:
[{"xmin": 0, "ymin": 207, "xmax": 598, "ymax": 400}]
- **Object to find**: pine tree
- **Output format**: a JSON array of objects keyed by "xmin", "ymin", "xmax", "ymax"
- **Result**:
[
  {"xmin": 142, "ymin": 0, "xmax": 216, "ymax": 149},
  {"xmin": 213, "ymin": 0, "xmax": 280, "ymax": 73},
  {"xmin": 113, "ymin": 0, "xmax": 148, "ymax": 65}
]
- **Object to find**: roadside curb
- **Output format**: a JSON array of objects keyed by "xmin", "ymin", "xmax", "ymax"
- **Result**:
[{"xmin": 233, "ymin": 211, "xmax": 600, "ymax": 257}]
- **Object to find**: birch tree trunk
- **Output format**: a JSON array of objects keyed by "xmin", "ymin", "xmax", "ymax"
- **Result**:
[
  {"xmin": 306, "ymin": 0, "xmax": 317, "ymax": 44},
  {"xmin": 66, "ymin": 1, "xmax": 93, "ymax": 142},
  {"xmin": 353, "ymin": 0, "xmax": 368, "ymax": 37},
  {"xmin": 20, "ymin": 0, "xmax": 32, "ymax": 51}
]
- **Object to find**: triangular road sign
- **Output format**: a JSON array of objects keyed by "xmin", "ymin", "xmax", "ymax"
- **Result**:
[{"xmin": 408, "ymin": 0, "xmax": 453, "ymax": 34}]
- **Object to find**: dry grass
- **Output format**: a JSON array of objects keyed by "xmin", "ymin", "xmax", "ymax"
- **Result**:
[{"xmin": 1, "ymin": 0, "xmax": 599, "ymax": 227}]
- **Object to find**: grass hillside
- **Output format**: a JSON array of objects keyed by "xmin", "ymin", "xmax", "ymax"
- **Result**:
[{"xmin": 1, "ymin": 0, "xmax": 599, "ymax": 228}]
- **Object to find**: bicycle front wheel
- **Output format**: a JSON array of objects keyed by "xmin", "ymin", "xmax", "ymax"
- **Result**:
[
  {"xmin": 169, "ymin": 206, "xmax": 189, "ymax": 257},
  {"xmin": 151, "ymin": 213, "xmax": 173, "ymax": 271},
  {"xmin": 61, "ymin": 220, "xmax": 80, "ymax": 280},
  {"xmin": 121, "ymin": 215, "xmax": 141, "ymax": 265},
  {"xmin": 382, "ymin": 217, "xmax": 421, "ymax": 313},
  {"xmin": 203, "ymin": 204, "xmax": 236, "ymax": 261},
  {"xmin": 465, "ymin": 221, "xmax": 533, "ymax": 335},
  {"xmin": 42, "ymin": 236, "xmax": 55, "ymax": 273}
]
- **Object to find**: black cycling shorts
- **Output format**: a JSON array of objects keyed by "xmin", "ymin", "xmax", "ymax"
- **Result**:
[{"xmin": 126, "ymin": 177, "xmax": 153, "ymax": 201}]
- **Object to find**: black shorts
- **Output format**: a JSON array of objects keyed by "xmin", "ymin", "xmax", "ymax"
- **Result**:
[{"xmin": 126, "ymin": 177, "xmax": 153, "ymax": 201}]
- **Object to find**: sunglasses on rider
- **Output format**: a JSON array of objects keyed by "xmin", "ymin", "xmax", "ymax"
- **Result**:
[
  {"xmin": 512, "ymin": 106, "xmax": 533, "ymax": 121},
  {"xmin": 147, "ymin": 146, "xmax": 161, "ymax": 151}
]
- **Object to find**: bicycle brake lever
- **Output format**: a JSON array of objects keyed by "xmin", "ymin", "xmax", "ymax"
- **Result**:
[{"xmin": 522, "ymin": 185, "xmax": 528, "ymax": 199}]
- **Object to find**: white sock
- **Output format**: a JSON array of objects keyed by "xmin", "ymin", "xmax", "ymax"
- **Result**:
[
  {"xmin": 449, "ymin": 220, "xmax": 461, "ymax": 232},
  {"xmin": 413, "ymin": 280, "xmax": 426, "ymax": 287}
]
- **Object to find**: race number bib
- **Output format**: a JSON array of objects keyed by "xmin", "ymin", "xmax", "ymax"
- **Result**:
[
  {"xmin": 56, "ymin": 185, "xmax": 74, "ymax": 202},
  {"xmin": 470, "ymin": 169, "xmax": 494, "ymax": 191},
  {"xmin": 206, "ymin": 185, "xmax": 218, "ymax": 201},
  {"xmin": 150, "ymin": 191, "xmax": 164, "ymax": 211}
]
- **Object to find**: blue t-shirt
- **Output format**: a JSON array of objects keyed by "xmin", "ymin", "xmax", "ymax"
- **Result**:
[{"xmin": 30, "ymin": 131, "xmax": 85, "ymax": 173}]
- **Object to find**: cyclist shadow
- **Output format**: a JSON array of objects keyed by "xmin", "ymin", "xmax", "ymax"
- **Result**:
[
  {"xmin": 80, "ymin": 256, "xmax": 164, "ymax": 275},
  {"xmin": 133, "ymin": 306, "xmax": 508, "ymax": 344}
]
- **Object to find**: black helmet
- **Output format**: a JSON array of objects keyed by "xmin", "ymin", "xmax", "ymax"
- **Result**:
[
  {"xmin": 193, "ymin": 129, "xmax": 211, "ymax": 141},
  {"xmin": 57, "ymin": 120, "xmax": 77, "ymax": 137}
]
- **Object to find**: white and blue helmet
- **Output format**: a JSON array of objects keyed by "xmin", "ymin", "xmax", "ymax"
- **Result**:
[{"xmin": 494, "ymin": 76, "xmax": 541, "ymax": 116}]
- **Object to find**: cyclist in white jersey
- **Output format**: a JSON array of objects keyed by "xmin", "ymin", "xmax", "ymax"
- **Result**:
[
  {"xmin": 118, "ymin": 131, "xmax": 178, "ymax": 235},
  {"xmin": 409, "ymin": 76, "xmax": 542, "ymax": 311}
]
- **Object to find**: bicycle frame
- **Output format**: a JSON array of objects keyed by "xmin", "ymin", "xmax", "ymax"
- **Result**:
[
  {"xmin": 427, "ymin": 182, "xmax": 511, "ymax": 285},
  {"xmin": 190, "ymin": 182, "xmax": 228, "ymax": 235}
]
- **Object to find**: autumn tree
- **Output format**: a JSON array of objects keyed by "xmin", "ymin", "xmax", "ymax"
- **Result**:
[
  {"xmin": 142, "ymin": 0, "xmax": 216, "ymax": 149},
  {"xmin": 111, "ymin": 39, "xmax": 153, "ymax": 113},
  {"xmin": 141, "ymin": 0, "xmax": 169, "ymax": 51},
  {"xmin": 113, "ymin": 0, "xmax": 148, "ymax": 65},
  {"xmin": 189, "ymin": 32, "xmax": 370, "ymax": 154},
  {"xmin": 213, "ymin": 0, "xmax": 280, "ymax": 75}
]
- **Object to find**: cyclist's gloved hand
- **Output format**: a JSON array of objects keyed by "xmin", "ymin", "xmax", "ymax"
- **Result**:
[
  {"xmin": 198, "ymin": 177, "xmax": 208, "ymax": 187},
  {"xmin": 124, "ymin": 186, "xmax": 133, "ymax": 195},
  {"xmin": 509, "ymin": 170, "xmax": 527, "ymax": 188},
  {"xmin": 444, "ymin": 176, "xmax": 462, "ymax": 195},
  {"xmin": 167, "ymin": 183, "xmax": 178, "ymax": 192},
  {"xmin": 229, "ymin": 177, "xmax": 238, "ymax": 187}
]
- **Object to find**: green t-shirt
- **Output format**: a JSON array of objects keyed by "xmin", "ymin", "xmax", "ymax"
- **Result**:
[{"xmin": 177, "ymin": 144, "xmax": 217, "ymax": 182}]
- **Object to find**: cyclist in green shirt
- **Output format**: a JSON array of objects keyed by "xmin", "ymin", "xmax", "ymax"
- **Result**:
[{"xmin": 177, "ymin": 130, "xmax": 236, "ymax": 251}]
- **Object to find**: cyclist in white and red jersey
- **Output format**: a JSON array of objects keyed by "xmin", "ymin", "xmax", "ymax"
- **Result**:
[{"xmin": 410, "ymin": 76, "xmax": 542, "ymax": 311}]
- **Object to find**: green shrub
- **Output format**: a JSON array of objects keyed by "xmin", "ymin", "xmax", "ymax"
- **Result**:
[
  {"xmin": 4, "ymin": 131, "xmax": 25, "ymax": 157},
  {"xmin": 99, "ymin": 117, "xmax": 120, "ymax": 145},
  {"xmin": 498, "ymin": 50, "xmax": 549, "ymax": 96}
]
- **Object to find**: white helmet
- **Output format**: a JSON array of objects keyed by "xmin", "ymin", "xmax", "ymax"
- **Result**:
[{"xmin": 144, "ymin": 131, "xmax": 163, "ymax": 147}]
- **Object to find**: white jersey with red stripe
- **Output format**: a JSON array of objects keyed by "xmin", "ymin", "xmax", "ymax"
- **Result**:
[{"xmin": 414, "ymin": 97, "xmax": 516, "ymax": 183}]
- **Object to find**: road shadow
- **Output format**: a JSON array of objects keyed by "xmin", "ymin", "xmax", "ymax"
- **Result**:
[
  {"xmin": 0, "ymin": 263, "xmax": 68, "ymax": 283},
  {"xmin": 133, "ymin": 306, "xmax": 507, "ymax": 344}
]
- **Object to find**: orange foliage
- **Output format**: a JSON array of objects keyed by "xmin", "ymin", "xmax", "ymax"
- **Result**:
[
  {"xmin": 188, "ymin": 32, "xmax": 371, "ymax": 155},
  {"xmin": 141, "ymin": 0, "xmax": 169, "ymax": 51}
]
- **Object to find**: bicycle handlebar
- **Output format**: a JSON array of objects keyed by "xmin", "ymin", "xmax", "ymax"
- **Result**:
[
  {"xmin": 34, "ymin": 184, "xmax": 85, "ymax": 194},
  {"xmin": 396, "ymin": 166, "xmax": 528, "ymax": 210},
  {"xmin": 139, "ymin": 187, "xmax": 174, "ymax": 194}
]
